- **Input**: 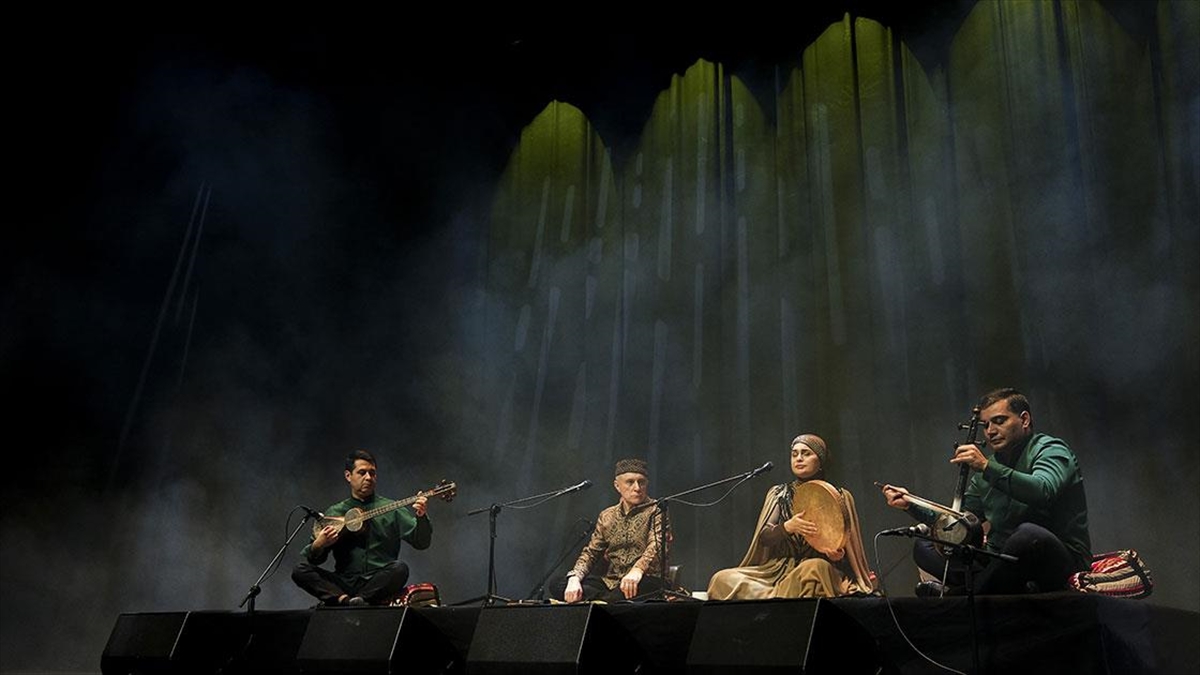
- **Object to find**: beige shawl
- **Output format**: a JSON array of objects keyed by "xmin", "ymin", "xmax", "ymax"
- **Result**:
[{"xmin": 707, "ymin": 481, "xmax": 876, "ymax": 600}]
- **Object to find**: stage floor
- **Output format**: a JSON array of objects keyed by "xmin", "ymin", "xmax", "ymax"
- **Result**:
[{"xmin": 100, "ymin": 593, "xmax": 1199, "ymax": 674}]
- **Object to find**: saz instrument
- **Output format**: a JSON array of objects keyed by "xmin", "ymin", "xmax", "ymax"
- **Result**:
[
  {"xmin": 790, "ymin": 480, "xmax": 847, "ymax": 556},
  {"xmin": 312, "ymin": 479, "xmax": 457, "ymax": 537}
]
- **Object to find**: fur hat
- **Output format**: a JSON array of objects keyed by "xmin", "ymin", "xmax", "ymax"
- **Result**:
[{"xmin": 614, "ymin": 458, "xmax": 649, "ymax": 477}]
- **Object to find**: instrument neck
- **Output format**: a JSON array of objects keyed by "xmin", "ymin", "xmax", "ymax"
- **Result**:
[
  {"xmin": 950, "ymin": 405, "xmax": 982, "ymax": 513},
  {"xmin": 359, "ymin": 497, "xmax": 411, "ymax": 521},
  {"xmin": 359, "ymin": 484, "xmax": 452, "ymax": 520},
  {"xmin": 950, "ymin": 464, "xmax": 969, "ymax": 513}
]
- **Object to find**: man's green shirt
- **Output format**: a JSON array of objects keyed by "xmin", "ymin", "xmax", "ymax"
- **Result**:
[
  {"xmin": 300, "ymin": 494, "xmax": 432, "ymax": 583},
  {"xmin": 965, "ymin": 432, "xmax": 1092, "ymax": 571}
]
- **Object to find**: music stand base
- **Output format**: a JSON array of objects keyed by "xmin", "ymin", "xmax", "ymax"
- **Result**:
[{"xmin": 448, "ymin": 594, "xmax": 514, "ymax": 607}]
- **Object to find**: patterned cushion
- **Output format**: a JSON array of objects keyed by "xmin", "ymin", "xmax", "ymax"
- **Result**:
[
  {"xmin": 1068, "ymin": 549, "xmax": 1153, "ymax": 599},
  {"xmin": 388, "ymin": 582, "xmax": 441, "ymax": 607}
]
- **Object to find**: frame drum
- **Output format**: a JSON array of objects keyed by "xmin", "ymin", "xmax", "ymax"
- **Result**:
[{"xmin": 790, "ymin": 480, "xmax": 847, "ymax": 555}]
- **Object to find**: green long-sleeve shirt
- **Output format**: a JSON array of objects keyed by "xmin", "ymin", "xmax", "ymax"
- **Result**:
[
  {"xmin": 963, "ymin": 432, "xmax": 1092, "ymax": 571},
  {"xmin": 300, "ymin": 494, "xmax": 432, "ymax": 584}
]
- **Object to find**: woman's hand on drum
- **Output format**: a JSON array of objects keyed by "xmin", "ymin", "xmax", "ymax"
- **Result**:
[{"xmin": 783, "ymin": 510, "xmax": 818, "ymax": 538}]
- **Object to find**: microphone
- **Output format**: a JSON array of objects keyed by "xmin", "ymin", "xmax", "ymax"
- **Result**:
[
  {"xmin": 301, "ymin": 506, "xmax": 325, "ymax": 519},
  {"xmin": 748, "ymin": 461, "xmax": 774, "ymax": 478},
  {"xmin": 560, "ymin": 480, "xmax": 592, "ymax": 495},
  {"xmin": 879, "ymin": 523, "xmax": 930, "ymax": 537}
]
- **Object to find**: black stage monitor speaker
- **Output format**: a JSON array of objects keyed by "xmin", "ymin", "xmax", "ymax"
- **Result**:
[
  {"xmin": 296, "ymin": 606, "xmax": 459, "ymax": 674},
  {"xmin": 465, "ymin": 604, "xmax": 643, "ymax": 675},
  {"xmin": 233, "ymin": 610, "xmax": 312, "ymax": 674},
  {"xmin": 685, "ymin": 598, "xmax": 883, "ymax": 674},
  {"xmin": 169, "ymin": 610, "xmax": 251, "ymax": 674},
  {"xmin": 102, "ymin": 610, "xmax": 313, "ymax": 675},
  {"xmin": 101, "ymin": 612, "xmax": 189, "ymax": 674},
  {"xmin": 171, "ymin": 610, "xmax": 312, "ymax": 674}
]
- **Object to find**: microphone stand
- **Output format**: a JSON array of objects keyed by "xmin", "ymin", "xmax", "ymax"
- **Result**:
[
  {"xmin": 239, "ymin": 509, "xmax": 320, "ymax": 614},
  {"xmin": 525, "ymin": 519, "xmax": 594, "ymax": 601},
  {"xmin": 635, "ymin": 465, "xmax": 770, "ymax": 602},
  {"xmin": 907, "ymin": 528, "xmax": 1018, "ymax": 675},
  {"xmin": 454, "ymin": 484, "xmax": 589, "ymax": 607},
  {"xmin": 642, "ymin": 500, "xmax": 690, "ymax": 601}
]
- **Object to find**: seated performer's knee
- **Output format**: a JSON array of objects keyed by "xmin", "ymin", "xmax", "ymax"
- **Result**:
[
  {"xmin": 376, "ymin": 560, "xmax": 411, "ymax": 592},
  {"xmin": 1005, "ymin": 522, "xmax": 1050, "ymax": 551},
  {"xmin": 384, "ymin": 560, "xmax": 410, "ymax": 584},
  {"xmin": 291, "ymin": 560, "xmax": 317, "ymax": 583},
  {"xmin": 707, "ymin": 569, "xmax": 730, "ymax": 588},
  {"xmin": 912, "ymin": 538, "xmax": 943, "ymax": 576},
  {"xmin": 1007, "ymin": 522, "xmax": 1072, "ymax": 589}
]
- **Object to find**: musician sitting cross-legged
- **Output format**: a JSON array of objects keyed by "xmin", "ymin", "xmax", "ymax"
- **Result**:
[
  {"xmin": 292, "ymin": 449, "xmax": 431, "ymax": 607},
  {"xmin": 552, "ymin": 458, "xmax": 670, "ymax": 603},
  {"xmin": 880, "ymin": 388, "xmax": 1092, "ymax": 595},
  {"xmin": 707, "ymin": 434, "xmax": 876, "ymax": 600}
]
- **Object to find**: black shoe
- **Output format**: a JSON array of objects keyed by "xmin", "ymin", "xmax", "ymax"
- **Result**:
[
  {"xmin": 915, "ymin": 580, "xmax": 964, "ymax": 597},
  {"xmin": 915, "ymin": 580, "xmax": 942, "ymax": 597}
]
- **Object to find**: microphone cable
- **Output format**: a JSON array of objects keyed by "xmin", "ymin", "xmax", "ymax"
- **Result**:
[
  {"xmin": 668, "ymin": 473, "xmax": 758, "ymax": 507},
  {"xmin": 504, "ymin": 482, "xmax": 591, "ymax": 510},
  {"xmin": 871, "ymin": 531, "xmax": 966, "ymax": 675}
]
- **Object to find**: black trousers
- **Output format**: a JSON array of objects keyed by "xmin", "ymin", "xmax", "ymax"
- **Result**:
[
  {"xmin": 548, "ymin": 573, "xmax": 666, "ymax": 603},
  {"xmin": 914, "ymin": 522, "xmax": 1076, "ymax": 594},
  {"xmin": 291, "ymin": 560, "xmax": 410, "ymax": 605}
]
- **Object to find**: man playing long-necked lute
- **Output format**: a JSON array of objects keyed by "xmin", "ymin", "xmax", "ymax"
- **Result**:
[{"xmin": 292, "ymin": 449, "xmax": 432, "ymax": 606}]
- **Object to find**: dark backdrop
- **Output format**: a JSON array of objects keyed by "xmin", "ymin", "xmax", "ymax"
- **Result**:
[{"xmin": 4, "ymin": 2, "xmax": 1197, "ymax": 672}]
